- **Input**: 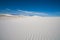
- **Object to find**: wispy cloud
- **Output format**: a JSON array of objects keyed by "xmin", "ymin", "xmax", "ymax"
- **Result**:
[
  {"xmin": 0, "ymin": 8, "xmax": 48, "ymax": 16},
  {"xmin": 17, "ymin": 10, "xmax": 48, "ymax": 16}
]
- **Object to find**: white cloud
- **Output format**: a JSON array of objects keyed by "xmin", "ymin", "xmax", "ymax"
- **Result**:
[
  {"xmin": 0, "ymin": 14, "xmax": 13, "ymax": 16},
  {"xmin": 17, "ymin": 10, "xmax": 48, "ymax": 16},
  {"xmin": 0, "ymin": 9, "xmax": 48, "ymax": 16}
]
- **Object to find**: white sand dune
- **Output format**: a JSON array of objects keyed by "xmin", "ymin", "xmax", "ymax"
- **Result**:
[{"xmin": 0, "ymin": 15, "xmax": 60, "ymax": 40}]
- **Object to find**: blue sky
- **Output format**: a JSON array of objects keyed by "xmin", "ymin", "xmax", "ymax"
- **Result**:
[{"xmin": 0, "ymin": 0, "xmax": 60, "ymax": 16}]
